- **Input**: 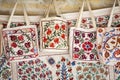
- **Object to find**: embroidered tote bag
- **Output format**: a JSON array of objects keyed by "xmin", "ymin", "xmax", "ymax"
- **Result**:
[
  {"xmin": 40, "ymin": 0, "xmax": 68, "ymax": 54},
  {"xmin": 69, "ymin": 0, "xmax": 98, "ymax": 61},
  {"xmin": 2, "ymin": 2, "xmax": 39, "ymax": 61},
  {"xmin": 97, "ymin": 0, "xmax": 120, "ymax": 65}
]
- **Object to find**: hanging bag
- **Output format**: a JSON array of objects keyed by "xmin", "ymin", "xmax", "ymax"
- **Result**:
[
  {"xmin": 97, "ymin": 0, "xmax": 120, "ymax": 65},
  {"xmin": 40, "ymin": 0, "xmax": 68, "ymax": 55},
  {"xmin": 69, "ymin": 0, "xmax": 98, "ymax": 61},
  {"xmin": 2, "ymin": 2, "xmax": 39, "ymax": 61}
]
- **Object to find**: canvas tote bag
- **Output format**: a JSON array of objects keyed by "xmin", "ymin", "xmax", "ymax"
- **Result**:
[
  {"xmin": 2, "ymin": 2, "xmax": 39, "ymax": 61},
  {"xmin": 97, "ymin": 0, "xmax": 120, "ymax": 65},
  {"xmin": 69, "ymin": 0, "xmax": 98, "ymax": 61},
  {"xmin": 40, "ymin": 0, "xmax": 68, "ymax": 55}
]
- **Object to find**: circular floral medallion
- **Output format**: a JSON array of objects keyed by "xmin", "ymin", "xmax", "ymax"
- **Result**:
[{"xmin": 82, "ymin": 42, "xmax": 93, "ymax": 51}]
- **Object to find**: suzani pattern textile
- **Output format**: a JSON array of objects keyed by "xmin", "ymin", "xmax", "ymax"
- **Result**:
[
  {"xmin": 2, "ymin": 26, "xmax": 39, "ymax": 60},
  {"xmin": 71, "ymin": 29, "xmax": 98, "ymax": 60},
  {"xmin": 55, "ymin": 57, "xmax": 74, "ymax": 80},
  {"xmin": 76, "ymin": 62, "xmax": 110, "ymax": 80},
  {"xmin": 97, "ymin": 27, "xmax": 120, "ymax": 65},
  {"xmin": 41, "ymin": 18, "xmax": 68, "ymax": 49},
  {"xmin": 0, "ymin": 55, "xmax": 11, "ymax": 80},
  {"xmin": 17, "ymin": 58, "xmax": 53, "ymax": 80}
]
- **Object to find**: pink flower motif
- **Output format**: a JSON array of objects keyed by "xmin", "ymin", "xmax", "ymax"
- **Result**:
[{"xmin": 82, "ymin": 42, "xmax": 93, "ymax": 51}]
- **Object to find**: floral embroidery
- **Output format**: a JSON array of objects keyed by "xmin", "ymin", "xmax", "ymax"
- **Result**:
[
  {"xmin": 0, "ymin": 55, "xmax": 11, "ymax": 80},
  {"xmin": 41, "ymin": 19, "xmax": 68, "ymax": 49},
  {"xmin": 76, "ymin": 62, "xmax": 110, "ymax": 80},
  {"xmin": 67, "ymin": 14, "xmax": 120, "ymax": 28},
  {"xmin": 55, "ymin": 57, "xmax": 74, "ymax": 80},
  {"xmin": 114, "ymin": 62, "xmax": 120, "ymax": 74},
  {"xmin": 17, "ymin": 58, "xmax": 53, "ymax": 80},
  {"xmin": 47, "ymin": 57, "xmax": 55, "ymax": 65},
  {"xmin": 2, "ymin": 26, "xmax": 39, "ymax": 60},
  {"xmin": 82, "ymin": 42, "xmax": 93, "ymax": 51},
  {"xmin": 97, "ymin": 27, "xmax": 120, "ymax": 65},
  {"xmin": 72, "ymin": 30, "xmax": 98, "ymax": 60},
  {"xmin": 114, "ymin": 62, "xmax": 120, "ymax": 80}
]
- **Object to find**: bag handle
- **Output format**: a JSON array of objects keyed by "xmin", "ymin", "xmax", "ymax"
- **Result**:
[
  {"xmin": 107, "ymin": 0, "xmax": 117, "ymax": 28},
  {"xmin": 0, "ymin": 24, "xmax": 3, "ymax": 56},
  {"xmin": 76, "ymin": 0, "xmax": 96, "ymax": 29},
  {"xmin": 45, "ymin": 0, "xmax": 60, "ymax": 18},
  {"xmin": 7, "ymin": 1, "xmax": 30, "ymax": 28}
]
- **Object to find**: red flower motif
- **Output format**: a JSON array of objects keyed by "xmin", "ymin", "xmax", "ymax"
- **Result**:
[
  {"xmin": 61, "ymin": 34, "xmax": 65, "ymax": 39},
  {"xmin": 98, "ymin": 17, "xmax": 103, "ymax": 22},
  {"xmin": 56, "ymin": 71, "xmax": 60, "ymax": 76},
  {"xmin": 46, "ymin": 28, "xmax": 52, "ymax": 35},
  {"xmin": 35, "ymin": 59, "xmax": 40, "ymax": 64},
  {"xmin": 55, "ymin": 24, "xmax": 59, "ymax": 30},
  {"xmin": 17, "ymin": 50, "xmax": 23, "ymax": 55},
  {"xmin": 61, "ymin": 57, "xmax": 65, "ymax": 62},
  {"xmin": 18, "ymin": 35, "xmax": 24, "ymax": 41},
  {"xmin": 18, "ymin": 69, "xmax": 23, "ymax": 75},
  {"xmin": 50, "ymin": 43, "xmax": 54, "ymax": 48},
  {"xmin": 35, "ymin": 68, "xmax": 40, "ymax": 72},
  {"xmin": 82, "ymin": 19, "xmax": 86, "ymax": 23},
  {"xmin": 61, "ymin": 24, "xmax": 66, "ymax": 30},
  {"xmin": 67, "ymin": 21, "xmax": 71, "ymax": 25},
  {"xmin": 68, "ymin": 68, "xmax": 72, "ymax": 72},
  {"xmin": 30, "ymin": 48, "xmax": 34, "ymax": 52},
  {"xmin": 25, "ymin": 42, "xmax": 31, "ymax": 48},
  {"xmin": 54, "ymin": 38, "xmax": 59, "ymax": 43},
  {"xmin": 28, "ymin": 60, "xmax": 34, "ymax": 65},
  {"xmin": 56, "ymin": 64, "xmax": 60, "ymax": 69},
  {"xmin": 17, "ymin": 23, "xmax": 24, "ymax": 26},
  {"xmin": 115, "ymin": 15, "xmax": 119, "ymax": 19},
  {"xmin": 11, "ymin": 42, "xmax": 17, "ymax": 48},
  {"xmin": 82, "ymin": 42, "xmax": 93, "ymax": 51},
  {"xmin": 10, "ymin": 35, "xmax": 17, "ymax": 41},
  {"xmin": 73, "ymin": 54, "xmax": 79, "ymax": 59},
  {"xmin": 43, "ymin": 37, "xmax": 47, "ymax": 43}
]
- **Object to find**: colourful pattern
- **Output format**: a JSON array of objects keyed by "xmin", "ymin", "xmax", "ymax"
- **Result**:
[
  {"xmin": 17, "ymin": 58, "xmax": 53, "ymax": 80},
  {"xmin": 72, "ymin": 29, "xmax": 98, "ymax": 60},
  {"xmin": 0, "ymin": 55, "xmax": 11, "ymax": 80},
  {"xmin": 114, "ymin": 64, "xmax": 120, "ymax": 80},
  {"xmin": 55, "ymin": 57, "xmax": 74, "ymax": 80},
  {"xmin": 2, "ymin": 26, "xmax": 39, "ymax": 60},
  {"xmin": 97, "ymin": 27, "xmax": 120, "ymax": 65},
  {"xmin": 41, "ymin": 19, "xmax": 68, "ymax": 49},
  {"xmin": 67, "ymin": 14, "xmax": 120, "ymax": 28},
  {"xmin": 76, "ymin": 62, "xmax": 110, "ymax": 80}
]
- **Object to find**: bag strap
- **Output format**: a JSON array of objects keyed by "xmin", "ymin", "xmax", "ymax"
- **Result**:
[
  {"xmin": 0, "ymin": 24, "xmax": 3, "ymax": 56},
  {"xmin": 45, "ymin": 0, "xmax": 60, "ymax": 18},
  {"xmin": 7, "ymin": 1, "xmax": 30, "ymax": 28},
  {"xmin": 76, "ymin": 0, "xmax": 96, "ymax": 29},
  {"xmin": 107, "ymin": 0, "xmax": 117, "ymax": 28},
  {"xmin": 7, "ymin": 2, "xmax": 17, "ymax": 28}
]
